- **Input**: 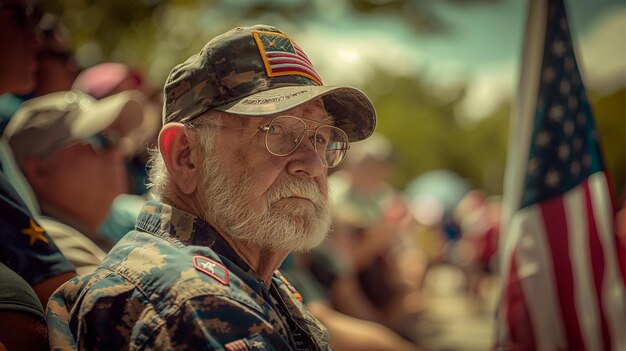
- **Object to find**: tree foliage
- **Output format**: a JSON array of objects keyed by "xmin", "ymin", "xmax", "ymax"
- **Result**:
[{"xmin": 39, "ymin": 0, "xmax": 624, "ymax": 199}]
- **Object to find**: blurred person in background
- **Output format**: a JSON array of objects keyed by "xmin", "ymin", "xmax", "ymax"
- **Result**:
[
  {"xmin": 0, "ymin": 8, "xmax": 80, "ymax": 214},
  {"xmin": 0, "ymin": 10, "xmax": 81, "ymax": 214},
  {"xmin": 452, "ymin": 190, "xmax": 501, "ymax": 314},
  {"xmin": 30, "ymin": 13, "xmax": 79, "ymax": 96},
  {"xmin": 0, "ymin": 12, "xmax": 79, "ymax": 133},
  {"xmin": 73, "ymin": 62, "xmax": 162, "ymax": 243},
  {"xmin": 0, "ymin": 0, "xmax": 39, "ymax": 94},
  {"xmin": 281, "ymin": 252, "xmax": 423, "ymax": 351},
  {"xmin": 0, "ymin": 0, "xmax": 75, "ymax": 349},
  {"xmin": 0, "ymin": 5, "xmax": 141, "ymax": 279},
  {"xmin": 3, "ymin": 90, "xmax": 145, "ymax": 274},
  {"xmin": 47, "ymin": 24, "xmax": 377, "ymax": 350},
  {"xmin": 327, "ymin": 133, "xmax": 429, "ymax": 342}
]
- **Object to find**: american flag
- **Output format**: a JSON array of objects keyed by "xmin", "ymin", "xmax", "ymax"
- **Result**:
[
  {"xmin": 495, "ymin": 0, "xmax": 625, "ymax": 350},
  {"xmin": 254, "ymin": 31, "xmax": 323, "ymax": 86}
]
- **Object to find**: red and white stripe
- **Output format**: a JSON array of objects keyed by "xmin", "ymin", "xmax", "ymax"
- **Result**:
[
  {"xmin": 498, "ymin": 173, "xmax": 625, "ymax": 350},
  {"xmin": 497, "ymin": 2, "xmax": 625, "ymax": 348},
  {"xmin": 293, "ymin": 43, "xmax": 314, "ymax": 66},
  {"xmin": 266, "ymin": 51, "xmax": 322, "ymax": 84}
]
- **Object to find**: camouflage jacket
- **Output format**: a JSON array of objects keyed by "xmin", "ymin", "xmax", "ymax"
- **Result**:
[{"xmin": 47, "ymin": 201, "xmax": 331, "ymax": 351}]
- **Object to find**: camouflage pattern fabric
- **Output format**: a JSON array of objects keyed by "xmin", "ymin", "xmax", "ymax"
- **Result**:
[
  {"xmin": 163, "ymin": 25, "xmax": 319, "ymax": 125},
  {"xmin": 47, "ymin": 201, "xmax": 331, "ymax": 350},
  {"xmin": 163, "ymin": 24, "xmax": 376, "ymax": 143}
]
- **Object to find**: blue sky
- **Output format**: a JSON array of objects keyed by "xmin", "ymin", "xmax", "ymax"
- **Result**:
[
  {"xmin": 132, "ymin": 0, "xmax": 623, "ymax": 122},
  {"xmin": 276, "ymin": 0, "xmax": 626, "ymax": 121}
]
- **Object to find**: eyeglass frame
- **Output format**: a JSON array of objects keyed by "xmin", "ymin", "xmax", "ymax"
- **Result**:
[
  {"xmin": 187, "ymin": 114, "xmax": 351, "ymax": 168},
  {"xmin": 254, "ymin": 115, "xmax": 350, "ymax": 168}
]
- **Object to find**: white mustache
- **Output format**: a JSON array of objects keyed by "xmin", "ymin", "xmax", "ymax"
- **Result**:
[{"xmin": 268, "ymin": 178, "xmax": 325, "ymax": 207}]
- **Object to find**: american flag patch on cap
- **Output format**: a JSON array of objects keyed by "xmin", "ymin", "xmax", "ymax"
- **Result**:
[{"xmin": 253, "ymin": 31, "xmax": 323, "ymax": 86}]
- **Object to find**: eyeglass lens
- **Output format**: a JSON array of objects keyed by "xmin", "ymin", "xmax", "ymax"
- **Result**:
[{"xmin": 265, "ymin": 116, "xmax": 349, "ymax": 167}]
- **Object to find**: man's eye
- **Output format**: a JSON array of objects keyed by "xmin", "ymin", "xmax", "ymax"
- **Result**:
[
  {"xmin": 313, "ymin": 133, "xmax": 328, "ymax": 145},
  {"xmin": 267, "ymin": 124, "xmax": 285, "ymax": 135}
]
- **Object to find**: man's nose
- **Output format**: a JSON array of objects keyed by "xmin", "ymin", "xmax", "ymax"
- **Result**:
[{"xmin": 286, "ymin": 133, "xmax": 325, "ymax": 179}]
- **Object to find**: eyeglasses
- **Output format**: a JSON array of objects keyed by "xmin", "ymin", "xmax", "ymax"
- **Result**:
[{"xmin": 255, "ymin": 115, "xmax": 350, "ymax": 168}]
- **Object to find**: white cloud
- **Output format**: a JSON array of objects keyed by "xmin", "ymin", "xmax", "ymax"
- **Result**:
[
  {"xmin": 458, "ymin": 8, "xmax": 625, "ymax": 122},
  {"xmin": 293, "ymin": 5, "xmax": 624, "ymax": 123},
  {"xmin": 299, "ymin": 26, "xmax": 422, "ymax": 86},
  {"xmin": 577, "ymin": 8, "xmax": 626, "ymax": 93},
  {"xmin": 456, "ymin": 62, "xmax": 517, "ymax": 123}
]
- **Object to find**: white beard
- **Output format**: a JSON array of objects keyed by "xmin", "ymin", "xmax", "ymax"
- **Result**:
[{"xmin": 200, "ymin": 155, "xmax": 331, "ymax": 252}]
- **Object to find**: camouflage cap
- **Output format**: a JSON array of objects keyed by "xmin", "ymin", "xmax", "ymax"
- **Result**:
[
  {"xmin": 3, "ymin": 90, "xmax": 144, "ymax": 164},
  {"xmin": 163, "ymin": 24, "xmax": 376, "ymax": 142}
]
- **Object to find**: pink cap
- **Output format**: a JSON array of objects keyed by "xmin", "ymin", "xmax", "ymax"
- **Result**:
[{"xmin": 72, "ymin": 63, "xmax": 144, "ymax": 99}]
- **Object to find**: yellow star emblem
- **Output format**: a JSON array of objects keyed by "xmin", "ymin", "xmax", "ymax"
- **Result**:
[{"xmin": 21, "ymin": 219, "xmax": 49, "ymax": 246}]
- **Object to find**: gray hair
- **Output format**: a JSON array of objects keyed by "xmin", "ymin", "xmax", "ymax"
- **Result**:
[{"xmin": 146, "ymin": 111, "xmax": 222, "ymax": 201}]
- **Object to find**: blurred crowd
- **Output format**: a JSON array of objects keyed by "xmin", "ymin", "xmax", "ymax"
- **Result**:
[
  {"xmin": 0, "ymin": 2, "xmax": 504, "ymax": 350},
  {"xmin": 3, "ymin": 1, "xmax": 624, "ymax": 351}
]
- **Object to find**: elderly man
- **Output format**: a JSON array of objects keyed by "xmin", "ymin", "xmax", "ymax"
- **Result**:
[{"xmin": 48, "ymin": 24, "xmax": 376, "ymax": 350}]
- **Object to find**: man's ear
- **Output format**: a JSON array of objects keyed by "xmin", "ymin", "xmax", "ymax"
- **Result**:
[{"xmin": 159, "ymin": 123, "xmax": 199, "ymax": 195}]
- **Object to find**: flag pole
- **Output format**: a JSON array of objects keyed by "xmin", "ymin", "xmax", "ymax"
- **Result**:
[{"xmin": 496, "ymin": 0, "xmax": 547, "ymax": 344}]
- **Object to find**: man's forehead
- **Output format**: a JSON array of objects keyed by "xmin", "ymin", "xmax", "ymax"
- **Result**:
[
  {"xmin": 269, "ymin": 99, "xmax": 332, "ymax": 123},
  {"xmin": 287, "ymin": 99, "xmax": 327, "ymax": 113}
]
